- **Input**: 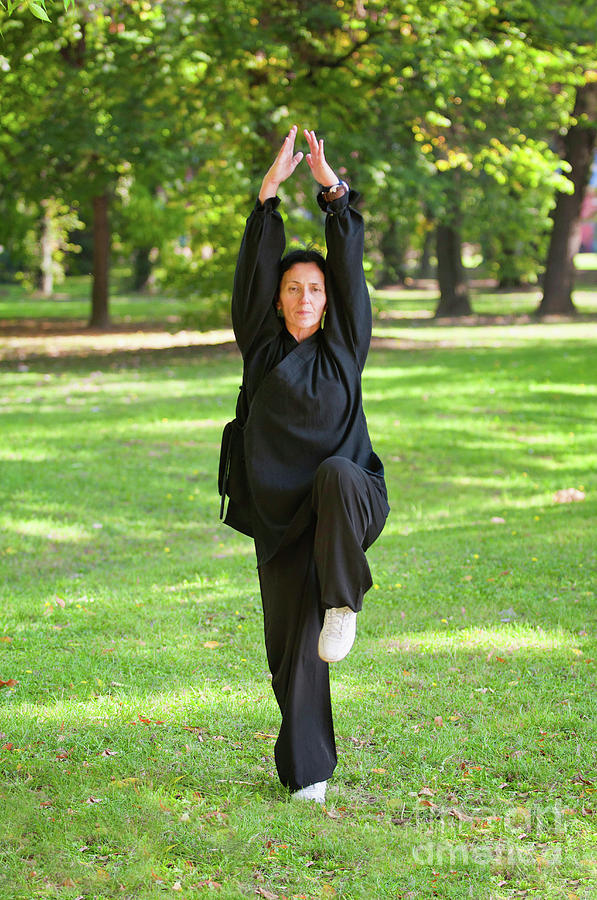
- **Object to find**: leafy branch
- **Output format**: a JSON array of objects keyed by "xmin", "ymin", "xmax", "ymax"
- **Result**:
[{"xmin": 0, "ymin": 0, "xmax": 74, "ymax": 22}]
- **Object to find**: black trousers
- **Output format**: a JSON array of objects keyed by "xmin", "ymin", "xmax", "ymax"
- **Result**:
[{"xmin": 257, "ymin": 456, "xmax": 389, "ymax": 791}]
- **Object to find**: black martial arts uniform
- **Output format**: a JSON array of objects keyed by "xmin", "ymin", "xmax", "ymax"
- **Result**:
[{"xmin": 230, "ymin": 187, "xmax": 389, "ymax": 791}]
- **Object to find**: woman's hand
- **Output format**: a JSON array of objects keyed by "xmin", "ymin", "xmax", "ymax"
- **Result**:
[
  {"xmin": 304, "ymin": 129, "xmax": 340, "ymax": 188},
  {"xmin": 259, "ymin": 126, "xmax": 304, "ymax": 204}
]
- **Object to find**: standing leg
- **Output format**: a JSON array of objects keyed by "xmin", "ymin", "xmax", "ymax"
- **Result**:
[
  {"xmin": 312, "ymin": 456, "xmax": 389, "ymax": 613},
  {"xmin": 258, "ymin": 525, "xmax": 337, "ymax": 791}
]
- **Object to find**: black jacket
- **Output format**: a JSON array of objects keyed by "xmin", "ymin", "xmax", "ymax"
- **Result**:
[{"xmin": 230, "ymin": 188, "xmax": 387, "ymax": 565}]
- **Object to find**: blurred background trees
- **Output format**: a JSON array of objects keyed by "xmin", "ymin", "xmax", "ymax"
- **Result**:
[{"xmin": 1, "ymin": 0, "xmax": 596, "ymax": 325}]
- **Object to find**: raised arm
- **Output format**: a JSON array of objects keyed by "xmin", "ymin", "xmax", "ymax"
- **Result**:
[
  {"xmin": 232, "ymin": 128, "xmax": 304, "ymax": 356},
  {"xmin": 304, "ymin": 130, "xmax": 371, "ymax": 369}
]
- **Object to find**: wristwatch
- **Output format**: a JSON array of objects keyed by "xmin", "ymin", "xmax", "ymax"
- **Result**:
[{"xmin": 322, "ymin": 181, "xmax": 348, "ymax": 202}]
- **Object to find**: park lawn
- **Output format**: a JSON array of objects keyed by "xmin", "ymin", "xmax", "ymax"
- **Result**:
[{"xmin": 0, "ymin": 310, "xmax": 596, "ymax": 899}]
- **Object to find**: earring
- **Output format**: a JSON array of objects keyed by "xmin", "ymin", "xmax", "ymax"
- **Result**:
[
  {"xmin": 320, "ymin": 310, "xmax": 326, "ymax": 329},
  {"xmin": 277, "ymin": 307, "xmax": 284, "ymax": 318}
]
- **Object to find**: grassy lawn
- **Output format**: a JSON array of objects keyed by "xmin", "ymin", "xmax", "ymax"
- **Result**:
[{"xmin": 0, "ymin": 291, "xmax": 596, "ymax": 899}]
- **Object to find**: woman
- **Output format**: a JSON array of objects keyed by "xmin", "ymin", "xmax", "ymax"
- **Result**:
[{"xmin": 229, "ymin": 127, "xmax": 389, "ymax": 803}]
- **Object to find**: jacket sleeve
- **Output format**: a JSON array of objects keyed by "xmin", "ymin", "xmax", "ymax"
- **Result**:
[
  {"xmin": 231, "ymin": 197, "xmax": 285, "ymax": 358},
  {"xmin": 320, "ymin": 189, "xmax": 371, "ymax": 371}
]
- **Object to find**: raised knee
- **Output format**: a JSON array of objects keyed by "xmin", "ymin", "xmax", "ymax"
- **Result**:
[{"xmin": 314, "ymin": 456, "xmax": 356, "ymax": 492}]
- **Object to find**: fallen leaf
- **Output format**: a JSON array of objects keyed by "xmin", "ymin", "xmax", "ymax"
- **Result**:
[
  {"xmin": 172, "ymin": 882, "xmax": 182, "ymax": 892},
  {"xmin": 572, "ymin": 773, "xmax": 594, "ymax": 785},
  {"xmin": 418, "ymin": 787, "xmax": 435, "ymax": 797},
  {"xmin": 0, "ymin": 679, "xmax": 18, "ymax": 688},
  {"xmin": 203, "ymin": 641, "xmax": 220, "ymax": 649},
  {"xmin": 60, "ymin": 878, "xmax": 76, "ymax": 888},
  {"xmin": 100, "ymin": 748, "xmax": 117, "ymax": 757},
  {"xmin": 433, "ymin": 716, "xmax": 443, "ymax": 728},
  {"xmin": 324, "ymin": 807, "xmax": 342, "ymax": 819},
  {"xmin": 371, "ymin": 767, "xmax": 387, "ymax": 774},
  {"xmin": 553, "ymin": 488, "xmax": 585, "ymax": 504},
  {"xmin": 0, "ymin": 636, "xmax": 12, "ymax": 643},
  {"xmin": 449, "ymin": 807, "xmax": 474, "ymax": 823},
  {"xmin": 55, "ymin": 597, "xmax": 66, "ymax": 608},
  {"xmin": 256, "ymin": 889, "xmax": 278, "ymax": 899},
  {"xmin": 114, "ymin": 777, "xmax": 138, "ymax": 787},
  {"xmin": 183, "ymin": 725, "xmax": 207, "ymax": 736},
  {"xmin": 85, "ymin": 796, "xmax": 104, "ymax": 804}
]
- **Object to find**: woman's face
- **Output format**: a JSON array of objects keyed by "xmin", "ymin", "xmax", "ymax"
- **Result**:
[{"xmin": 277, "ymin": 262, "xmax": 327, "ymax": 342}]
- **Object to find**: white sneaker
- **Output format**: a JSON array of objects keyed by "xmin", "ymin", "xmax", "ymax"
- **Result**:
[
  {"xmin": 291, "ymin": 780, "xmax": 327, "ymax": 803},
  {"xmin": 318, "ymin": 606, "xmax": 357, "ymax": 662}
]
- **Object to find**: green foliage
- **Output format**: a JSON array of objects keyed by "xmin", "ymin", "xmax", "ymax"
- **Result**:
[
  {"xmin": 0, "ymin": 0, "xmax": 72, "ymax": 20},
  {"xmin": 1, "ymin": 0, "xmax": 596, "ymax": 317},
  {"xmin": 0, "ymin": 193, "xmax": 83, "ymax": 288}
]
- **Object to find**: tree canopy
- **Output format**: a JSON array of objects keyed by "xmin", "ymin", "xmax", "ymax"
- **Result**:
[{"xmin": 1, "ymin": 0, "xmax": 596, "ymax": 322}]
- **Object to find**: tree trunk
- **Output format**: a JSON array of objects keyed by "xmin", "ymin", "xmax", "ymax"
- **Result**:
[
  {"xmin": 379, "ymin": 219, "xmax": 406, "ymax": 286},
  {"xmin": 538, "ymin": 82, "xmax": 597, "ymax": 317},
  {"xmin": 38, "ymin": 204, "xmax": 54, "ymax": 296},
  {"xmin": 133, "ymin": 246, "xmax": 153, "ymax": 292},
  {"xmin": 89, "ymin": 192, "xmax": 110, "ymax": 328},
  {"xmin": 417, "ymin": 227, "xmax": 434, "ymax": 279},
  {"xmin": 434, "ymin": 222, "xmax": 472, "ymax": 316}
]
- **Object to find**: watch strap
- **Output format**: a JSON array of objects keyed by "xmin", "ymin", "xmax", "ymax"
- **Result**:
[{"xmin": 322, "ymin": 181, "xmax": 348, "ymax": 203}]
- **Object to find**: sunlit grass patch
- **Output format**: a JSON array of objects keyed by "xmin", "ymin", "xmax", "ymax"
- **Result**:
[{"xmin": 0, "ymin": 312, "xmax": 595, "ymax": 898}]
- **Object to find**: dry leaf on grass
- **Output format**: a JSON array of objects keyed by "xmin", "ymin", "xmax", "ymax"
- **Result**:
[
  {"xmin": 418, "ymin": 799, "xmax": 438, "ymax": 810},
  {"xmin": 449, "ymin": 807, "xmax": 475, "ymax": 823},
  {"xmin": 572, "ymin": 773, "xmax": 594, "ymax": 785},
  {"xmin": 553, "ymin": 488, "xmax": 585, "ymax": 503}
]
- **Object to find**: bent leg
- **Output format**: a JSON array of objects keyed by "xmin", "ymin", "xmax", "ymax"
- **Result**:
[
  {"xmin": 312, "ymin": 457, "xmax": 389, "ymax": 613},
  {"xmin": 258, "ymin": 525, "xmax": 337, "ymax": 791}
]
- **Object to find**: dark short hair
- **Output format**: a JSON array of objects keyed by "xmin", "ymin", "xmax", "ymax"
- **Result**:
[{"xmin": 279, "ymin": 247, "xmax": 326, "ymax": 284}]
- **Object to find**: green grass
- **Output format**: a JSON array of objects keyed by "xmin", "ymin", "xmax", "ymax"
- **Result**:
[
  {"xmin": 0, "ymin": 275, "xmax": 190, "ymax": 325},
  {"xmin": 0, "ymin": 301, "xmax": 596, "ymax": 898}
]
